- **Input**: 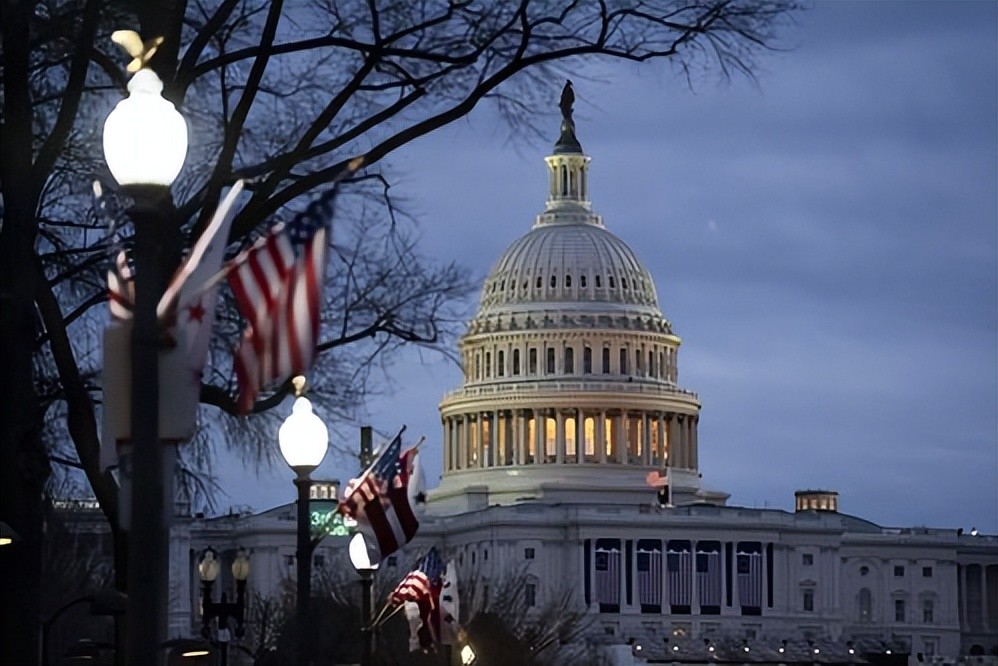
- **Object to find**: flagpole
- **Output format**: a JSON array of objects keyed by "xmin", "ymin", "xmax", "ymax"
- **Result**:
[{"xmin": 372, "ymin": 602, "xmax": 406, "ymax": 628}]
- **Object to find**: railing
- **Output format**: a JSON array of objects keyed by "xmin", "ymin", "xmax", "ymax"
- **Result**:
[{"xmin": 443, "ymin": 379, "xmax": 698, "ymax": 401}]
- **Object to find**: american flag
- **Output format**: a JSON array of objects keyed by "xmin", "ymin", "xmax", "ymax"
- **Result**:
[
  {"xmin": 390, "ymin": 548, "xmax": 445, "ymax": 652},
  {"xmin": 637, "ymin": 543, "xmax": 662, "ymax": 606},
  {"xmin": 696, "ymin": 547, "xmax": 722, "ymax": 607},
  {"xmin": 594, "ymin": 544, "xmax": 620, "ymax": 605},
  {"xmin": 737, "ymin": 550, "xmax": 763, "ymax": 608},
  {"xmin": 339, "ymin": 429, "xmax": 419, "ymax": 561},
  {"xmin": 107, "ymin": 248, "xmax": 135, "ymax": 321},
  {"xmin": 227, "ymin": 189, "xmax": 336, "ymax": 413},
  {"xmin": 667, "ymin": 546, "xmax": 692, "ymax": 606}
]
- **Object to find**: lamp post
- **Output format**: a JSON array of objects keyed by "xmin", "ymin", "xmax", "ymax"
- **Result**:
[
  {"xmin": 102, "ymin": 64, "xmax": 187, "ymax": 665},
  {"xmin": 198, "ymin": 548, "xmax": 250, "ymax": 666},
  {"xmin": 278, "ymin": 377, "xmax": 329, "ymax": 666},
  {"xmin": 348, "ymin": 533, "xmax": 379, "ymax": 666}
]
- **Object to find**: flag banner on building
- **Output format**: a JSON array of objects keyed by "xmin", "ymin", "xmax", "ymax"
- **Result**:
[
  {"xmin": 696, "ymin": 544, "xmax": 722, "ymax": 607},
  {"xmin": 636, "ymin": 539, "xmax": 662, "ymax": 606},
  {"xmin": 667, "ymin": 542, "xmax": 692, "ymax": 607},
  {"xmin": 439, "ymin": 560, "xmax": 461, "ymax": 646},
  {"xmin": 339, "ymin": 427, "xmax": 419, "ymax": 561},
  {"xmin": 389, "ymin": 548, "xmax": 444, "ymax": 652},
  {"xmin": 227, "ymin": 187, "xmax": 338, "ymax": 412},
  {"xmin": 737, "ymin": 549, "xmax": 763, "ymax": 608},
  {"xmin": 594, "ymin": 540, "xmax": 620, "ymax": 606}
]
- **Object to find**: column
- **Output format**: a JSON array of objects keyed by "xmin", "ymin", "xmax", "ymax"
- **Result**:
[
  {"xmin": 691, "ymin": 416, "xmax": 699, "ymax": 469},
  {"xmin": 443, "ymin": 418, "xmax": 451, "ymax": 471},
  {"xmin": 670, "ymin": 415, "xmax": 682, "ymax": 469},
  {"xmin": 536, "ymin": 409, "xmax": 545, "ymax": 464},
  {"xmin": 598, "ymin": 411, "xmax": 607, "ymax": 464},
  {"xmin": 616, "ymin": 412, "xmax": 627, "ymax": 464},
  {"xmin": 459, "ymin": 415, "xmax": 469, "ymax": 470},
  {"xmin": 960, "ymin": 564, "xmax": 968, "ymax": 629},
  {"xmin": 731, "ymin": 542, "xmax": 740, "ymax": 609},
  {"xmin": 555, "ymin": 411, "xmax": 565, "ymax": 464},
  {"xmin": 760, "ymin": 543, "xmax": 768, "ymax": 615},
  {"xmin": 691, "ymin": 540, "xmax": 700, "ymax": 615},
  {"xmin": 577, "ymin": 409, "xmax": 585, "ymax": 463},
  {"xmin": 642, "ymin": 413, "xmax": 652, "ymax": 466}
]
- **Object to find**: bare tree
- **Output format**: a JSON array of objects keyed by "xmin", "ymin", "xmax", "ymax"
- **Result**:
[{"xmin": 1, "ymin": 1, "xmax": 801, "ymax": 662}]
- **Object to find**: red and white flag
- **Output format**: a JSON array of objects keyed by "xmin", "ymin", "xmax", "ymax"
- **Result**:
[
  {"xmin": 227, "ymin": 189, "xmax": 336, "ymax": 412},
  {"xmin": 339, "ymin": 428, "xmax": 419, "ymax": 561}
]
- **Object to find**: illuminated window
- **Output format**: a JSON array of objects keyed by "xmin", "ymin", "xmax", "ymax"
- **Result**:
[
  {"xmin": 605, "ymin": 417, "xmax": 616, "ymax": 460},
  {"xmin": 565, "ymin": 416, "xmax": 577, "ymax": 461},
  {"xmin": 584, "ymin": 417, "xmax": 596, "ymax": 459},
  {"xmin": 526, "ymin": 417, "xmax": 536, "ymax": 463}
]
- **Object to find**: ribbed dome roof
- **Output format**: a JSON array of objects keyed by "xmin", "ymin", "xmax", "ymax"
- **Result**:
[{"xmin": 477, "ymin": 217, "xmax": 661, "ymax": 316}]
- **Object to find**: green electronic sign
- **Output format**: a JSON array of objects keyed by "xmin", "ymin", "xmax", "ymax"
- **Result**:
[{"xmin": 309, "ymin": 500, "xmax": 356, "ymax": 537}]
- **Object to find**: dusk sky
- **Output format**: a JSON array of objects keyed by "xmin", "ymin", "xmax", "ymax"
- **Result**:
[{"xmin": 216, "ymin": 1, "xmax": 998, "ymax": 533}]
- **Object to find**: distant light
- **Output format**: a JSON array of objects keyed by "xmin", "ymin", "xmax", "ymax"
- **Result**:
[
  {"xmin": 970, "ymin": 527, "xmax": 979, "ymax": 536},
  {"xmin": 460, "ymin": 644, "xmax": 476, "ymax": 665},
  {"xmin": 886, "ymin": 650, "xmax": 893, "ymax": 655},
  {"xmin": 635, "ymin": 645, "xmax": 642, "ymax": 652},
  {"xmin": 673, "ymin": 645, "xmax": 680, "ymax": 652},
  {"xmin": 744, "ymin": 646, "xmax": 751, "ymax": 653},
  {"xmin": 849, "ymin": 649, "xmax": 856, "ymax": 655},
  {"xmin": 709, "ymin": 646, "xmax": 716, "ymax": 653},
  {"xmin": 779, "ymin": 648, "xmax": 786, "ymax": 654},
  {"xmin": 0, "ymin": 537, "xmax": 11, "ymax": 546},
  {"xmin": 182, "ymin": 650, "xmax": 210, "ymax": 657},
  {"xmin": 814, "ymin": 648, "xmax": 821, "ymax": 654}
]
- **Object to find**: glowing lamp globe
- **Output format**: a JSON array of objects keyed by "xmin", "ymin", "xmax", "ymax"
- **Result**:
[
  {"xmin": 278, "ymin": 396, "xmax": 328, "ymax": 474},
  {"xmin": 102, "ymin": 69, "xmax": 187, "ymax": 187},
  {"xmin": 231, "ymin": 548, "xmax": 251, "ymax": 581},
  {"xmin": 348, "ymin": 533, "xmax": 379, "ymax": 573},
  {"xmin": 197, "ymin": 548, "xmax": 220, "ymax": 582}
]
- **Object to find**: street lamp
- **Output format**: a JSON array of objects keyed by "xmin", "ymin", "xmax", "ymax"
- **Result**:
[
  {"xmin": 102, "ymin": 57, "xmax": 188, "ymax": 666},
  {"xmin": 278, "ymin": 376, "xmax": 328, "ymax": 666},
  {"xmin": 348, "ymin": 533, "xmax": 379, "ymax": 666},
  {"xmin": 198, "ymin": 548, "xmax": 250, "ymax": 666}
]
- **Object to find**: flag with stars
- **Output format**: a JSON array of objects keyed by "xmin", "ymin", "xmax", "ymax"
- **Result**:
[
  {"xmin": 339, "ymin": 428, "xmax": 419, "ymax": 561},
  {"xmin": 227, "ymin": 188, "xmax": 337, "ymax": 412},
  {"xmin": 390, "ymin": 548, "xmax": 445, "ymax": 652}
]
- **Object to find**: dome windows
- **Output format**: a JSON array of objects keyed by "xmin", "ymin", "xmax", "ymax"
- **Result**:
[
  {"xmin": 565, "ymin": 274, "xmax": 572, "ymax": 288},
  {"xmin": 550, "ymin": 275, "xmax": 557, "ymax": 289},
  {"xmin": 536, "ymin": 276, "xmax": 542, "ymax": 289},
  {"xmin": 609, "ymin": 276, "xmax": 616, "ymax": 289},
  {"xmin": 595, "ymin": 275, "xmax": 602, "ymax": 288},
  {"xmin": 580, "ymin": 275, "xmax": 587, "ymax": 288}
]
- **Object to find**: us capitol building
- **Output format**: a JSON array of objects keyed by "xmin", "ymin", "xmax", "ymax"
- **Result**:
[{"xmin": 156, "ymin": 111, "xmax": 998, "ymax": 662}]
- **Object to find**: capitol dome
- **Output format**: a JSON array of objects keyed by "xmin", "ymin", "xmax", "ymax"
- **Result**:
[{"xmin": 432, "ymin": 108, "xmax": 714, "ymax": 512}]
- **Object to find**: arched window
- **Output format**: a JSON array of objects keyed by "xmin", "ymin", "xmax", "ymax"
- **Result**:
[
  {"xmin": 512, "ymin": 349, "xmax": 521, "ymax": 375},
  {"xmin": 536, "ymin": 276, "xmax": 542, "ymax": 289},
  {"xmin": 580, "ymin": 275, "xmax": 587, "ymax": 288},
  {"xmin": 595, "ymin": 275, "xmax": 602, "ymax": 288},
  {"xmin": 546, "ymin": 348, "xmax": 555, "ymax": 374},
  {"xmin": 584, "ymin": 416, "xmax": 596, "ymax": 460},
  {"xmin": 560, "ymin": 165, "xmax": 568, "ymax": 195},
  {"xmin": 622, "ymin": 277, "xmax": 628, "ymax": 289},
  {"xmin": 602, "ymin": 347, "xmax": 611, "ymax": 373},
  {"xmin": 609, "ymin": 276, "xmax": 616, "ymax": 289},
  {"xmin": 565, "ymin": 274, "xmax": 572, "ymax": 288},
  {"xmin": 545, "ymin": 416, "xmax": 556, "ymax": 461},
  {"xmin": 550, "ymin": 275, "xmax": 556, "ymax": 288},
  {"xmin": 564, "ymin": 347, "xmax": 574, "ymax": 374},
  {"xmin": 485, "ymin": 352, "xmax": 491, "ymax": 378},
  {"xmin": 858, "ymin": 588, "xmax": 873, "ymax": 623},
  {"xmin": 529, "ymin": 348, "xmax": 537, "ymax": 374},
  {"xmin": 565, "ymin": 416, "xmax": 577, "ymax": 462},
  {"xmin": 583, "ymin": 346, "xmax": 593, "ymax": 373},
  {"xmin": 497, "ymin": 350, "xmax": 505, "ymax": 377},
  {"xmin": 619, "ymin": 348, "xmax": 628, "ymax": 374}
]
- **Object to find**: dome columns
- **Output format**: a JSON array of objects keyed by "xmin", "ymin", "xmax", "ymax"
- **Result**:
[{"xmin": 545, "ymin": 153, "xmax": 591, "ymax": 210}]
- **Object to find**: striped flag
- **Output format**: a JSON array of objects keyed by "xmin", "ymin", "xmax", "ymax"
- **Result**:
[
  {"xmin": 594, "ymin": 544, "xmax": 620, "ymax": 605},
  {"xmin": 227, "ymin": 189, "xmax": 336, "ymax": 412},
  {"xmin": 107, "ymin": 249, "xmax": 135, "ymax": 321},
  {"xmin": 737, "ymin": 550, "xmax": 763, "ymax": 608},
  {"xmin": 390, "ymin": 548, "xmax": 445, "ymax": 652},
  {"xmin": 339, "ymin": 429, "xmax": 419, "ymax": 561},
  {"xmin": 636, "ymin": 542, "xmax": 662, "ymax": 606},
  {"xmin": 696, "ymin": 547, "xmax": 722, "ymax": 607},
  {"xmin": 667, "ymin": 545, "xmax": 692, "ymax": 607}
]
